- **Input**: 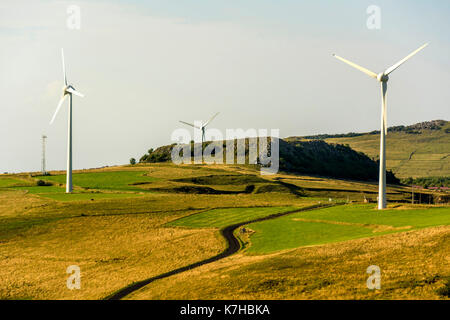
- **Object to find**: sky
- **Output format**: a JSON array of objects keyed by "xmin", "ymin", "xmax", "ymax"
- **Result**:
[{"xmin": 1, "ymin": 0, "xmax": 449, "ymax": 173}]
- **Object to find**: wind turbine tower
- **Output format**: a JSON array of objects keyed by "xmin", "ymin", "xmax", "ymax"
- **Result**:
[
  {"xmin": 49, "ymin": 48, "xmax": 84, "ymax": 193},
  {"xmin": 41, "ymin": 134, "xmax": 47, "ymax": 175},
  {"xmin": 333, "ymin": 43, "xmax": 428, "ymax": 209}
]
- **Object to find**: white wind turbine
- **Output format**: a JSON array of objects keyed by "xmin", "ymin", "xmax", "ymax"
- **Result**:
[
  {"xmin": 179, "ymin": 112, "xmax": 220, "ymax": 145},
  {"xmin": 49, "ymin": 48, "xmax": 84, "ymax": 193},
  {"xmin": 333, "ymin": 43, "xmax": 428, "ymax": 209}
]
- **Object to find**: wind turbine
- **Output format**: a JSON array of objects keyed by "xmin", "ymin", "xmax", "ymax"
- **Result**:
[
  {"xmin": 179, "ymin": 112, "xmax": 220, "ymax": 145},
  {"xmin": 49, "ymin": 48, "xmax": 84, "ymax": 193},
  {"xmin": 333, "ymin": 43, "xmax": 428, "ymax": 209}
]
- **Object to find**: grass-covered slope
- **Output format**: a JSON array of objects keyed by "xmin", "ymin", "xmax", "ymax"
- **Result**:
[
  {"xmin": 287, "ymin": 120, "xmax": 450, "ymax": 178},
  {"xmin": 245, "ymin": 204, "xmax": 450, "ymax": 254},
  {"xmin": 0, "ymin": 164, "xmax": 448, "ymax": 300},
  {"xmin": 139, "ymin": 138, "xmax": 399, "ymax": 183},
  {"xmin": 168, "ymin": 206, "xmax": 297, "ymax": 228},
  {"xmin": 40, "ymin": 171, "xmax": 158, "ymax": 191}
]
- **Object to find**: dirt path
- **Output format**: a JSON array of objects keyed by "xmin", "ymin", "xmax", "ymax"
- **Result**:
[{"xmin": 104, "ymin": 203, "xmax": 335, "ymax": 300}]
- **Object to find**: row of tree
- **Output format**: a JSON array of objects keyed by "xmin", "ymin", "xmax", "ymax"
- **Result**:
[{"xmin": 401, "ymin": 176, "xmax": 450, "ymax": 188}]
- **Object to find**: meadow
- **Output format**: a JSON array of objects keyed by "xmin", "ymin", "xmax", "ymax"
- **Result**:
[
  {"xmin": 285, "ymin": 121, "xmax": 450, "ymax": 179},
  {"xmin": 168, "ymin": 206, "xmax": 298, "ymax": 229},
  {"xmin": 324, "ymin": 129, "xmax": 450, "ymax": 178},
  {"xmin": 0, "ymin": 163, "xmax": 448, "ymax": 300},
  {"xmin": 37, "ymin": 170, "xmax": 158, "ymax": 192},
  {"xmin": 128, "ymin": 225, "xmax": 449, "ymax": 300},
  {"xmin": 244, "ymin": 204, "xmax": 450, "ymax": 254}
]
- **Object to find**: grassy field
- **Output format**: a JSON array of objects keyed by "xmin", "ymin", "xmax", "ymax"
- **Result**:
[
  {"xmin": 37, "ymin": 171, "xmax": 158, "ymax": 191},
  {"xmin": 0, "ymin": 163, "xmax": 448, "ymax": 300},
  {"xmin": 0, "ymin": 177, "xmax": 27, "ymax": 187},
  {"xmin": 40, "ymin": 193, "xmax": 145, "ymax": 202},
  {"xmin": 0, "ymin": 164, "xmax": 313, "ymax": 299},
  {"xmin": 323, "ymin": 130, "xmax": 450, "ymax": 178},
  {"xmin": 244, "ymin": 204, "xmax": 450, "ymax": 254},
  {"xmin": 128, "ymin": 225, "xmax": 449, "ymax": 300},
  {"xmin": 0, "ymin": 213, "xmax": 224, "ymax": 299},
  {"xmin": 168, "ymin": 206, "xmax": 298, "ymax": 228}
]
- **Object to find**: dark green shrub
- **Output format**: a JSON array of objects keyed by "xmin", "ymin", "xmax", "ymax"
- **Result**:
[{"xmin": 36, "ymin": 180, "xmax": 52, "ymax": 186}]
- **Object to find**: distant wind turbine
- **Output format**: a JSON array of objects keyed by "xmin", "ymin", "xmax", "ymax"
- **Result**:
[
  {"xmin": 179, "ymin": 112, "xmax": 220, "ymax": 145},
  {"xmin": 333, "ymin": 43, "xmax": 428, "ymax": 209},
  {"xmin": 49, "ymin": 48, "xmax": 84, "ymax": 193}
]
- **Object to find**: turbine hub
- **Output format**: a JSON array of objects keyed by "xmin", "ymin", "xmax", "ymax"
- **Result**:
[
  {"xmin": 63, "ymin": 85, "xmax": 74, "ymax": 95},
  {"xmin": 377, "ymin": 73, "xmax": 389, "ymax": 82}
]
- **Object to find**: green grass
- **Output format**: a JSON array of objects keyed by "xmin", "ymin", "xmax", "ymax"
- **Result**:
[
  {"xmin": 168, "ymin": 206, "xmax": 298, "ymax": 228},
  {"xmin": 168, "ymin": 204, "xmax": 450, "ymax": 254},
  {"xmin": 295, "ymin": 204, "xmax": 450, "ymax": 228},
  {"xmin": 5, "ymin": 171, "xmax": 156, "ymax": 201},
  {"xmin": 38, "ymin": 171, "xmax": 158, "ymax": 191},
  {"xmin": 12, "ymin": 186, "xmax": 66, "ymax": 194},
  {"xmin": 247, "ymin": 220, "xmax": 375, "ymax": 253},
  {"xmin": 0, "ymin": 177, "xmax": 28, "ymax": 188},
  {"xmin": 245, "ymin": 204, "xmax": 450, "ymax": 254},
  {"xmin": 9, "ymin": 183, "xmax": 144, "ymax": 202},
  {"xmin": 40, "ymin": 193, "xmax": 144, "ymax": 202}
]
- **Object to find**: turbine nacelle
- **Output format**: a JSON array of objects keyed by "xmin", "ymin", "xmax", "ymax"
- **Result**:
[
  {"xmin": 377, "ymin": 73, "xmax": 389, "ymax": 82},
  {"xmin": 63, "ymin": 85, "xmax": 75, "ymax": 95}
]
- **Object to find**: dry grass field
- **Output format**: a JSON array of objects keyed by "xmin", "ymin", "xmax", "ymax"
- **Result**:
[
  {"xmin": 0, "ymin": 163, "xmax": 448, "ymax": 300},
  {"xmin": 127, "ymin": 226, "xmax": 450, "ymax": 300},
  {"xmin": 0, "ymin": 213, "xmax": 223, "ymax": 299}
]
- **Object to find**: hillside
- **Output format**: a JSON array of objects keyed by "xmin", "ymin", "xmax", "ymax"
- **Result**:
[
  {"xmin": 139, "ymin": 138, "xmax": 399, "ymax": 183},
  {"xmin": 1, "ymin": 164, "xmax": 447, "ymax": 300},
  {"xmin": 286, "ymin": 120, "xmax": 450, "ymax": 179}
]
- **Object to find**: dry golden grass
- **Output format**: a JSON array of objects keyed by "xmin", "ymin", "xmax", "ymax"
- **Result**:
[
  {"xmin": 0, "ymin": 165, "xmax": 315, "ymax": 300},
  {"xmin": 1, "ymin": 164, "xmax": 447, "ymax": 300},
  {"xmin": 0, "ymin": 189, "xmax": 49, "ymax": 219},
  {"xmin": 127, "ymin": 226, "xmax": 450, "ymax": 300},
  {"xmin": 0, "ymin": 213, "xmax": 224, "ymax": 300}
]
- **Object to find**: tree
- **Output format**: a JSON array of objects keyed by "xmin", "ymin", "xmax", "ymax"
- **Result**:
[{"xmin": 129, "ymin": 158, "xmax": 136, "ymax": 165}]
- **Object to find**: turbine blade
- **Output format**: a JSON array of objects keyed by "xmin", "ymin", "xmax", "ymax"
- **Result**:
[
  {"xmin": 384, "ymin": 43, "xmax": 428, "ymax": 75},
  {"xmin": 179, "ymin": 120, "xmax": 200, "ymax": 129},
  {"xmin": 50, "ymin": 95, "xmax": 68, "ymax": 124},
  {"xmin": 203, "ymin": 112, "xmax": 219, "ymax": 127},
  {"xmin": 61, "ymin": 48, "xmax": 67, "ymax": 85},
  {"xmin": 332, "ymin": 54, "xmax": 378, "ymax": 79},
  {"xmin": 66, "ymin": 88, "xmax": 84, "ymax": 97}
]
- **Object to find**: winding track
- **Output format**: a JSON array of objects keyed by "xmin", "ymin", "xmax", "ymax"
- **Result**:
[{"xmin": 104, "ymin": 203, "xmax": 334, "ymax": 300}]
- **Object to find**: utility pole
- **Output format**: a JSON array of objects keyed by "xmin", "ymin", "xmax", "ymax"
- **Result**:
[{"xmin": 42, "ymin": 135, "xmax": 47, "ymax": 175}]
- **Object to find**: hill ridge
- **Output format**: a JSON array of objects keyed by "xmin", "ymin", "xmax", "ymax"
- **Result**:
[
  {"xmin": 138, "ymin": 137, "xmax": 399, "ymax": 183},
  {"xmin": 286, "ymin": 120, "xmax": 448, "ymax": 140},
  {"xmin": 284, "ymin": 120, "xmax": 449, "ymax": 179}
]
